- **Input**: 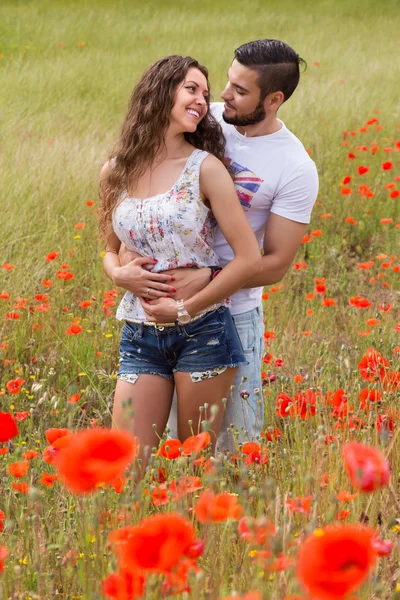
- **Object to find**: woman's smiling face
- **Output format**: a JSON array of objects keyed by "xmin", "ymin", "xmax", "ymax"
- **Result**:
[{"xmin": 169, "ymin": 67, "xmax": 209, "ymax": 133}]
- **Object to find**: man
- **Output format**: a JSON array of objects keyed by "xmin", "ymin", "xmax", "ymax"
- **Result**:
[{"xmin": 115, "ymin": 39, "xmax": 319, "ymax": 449}]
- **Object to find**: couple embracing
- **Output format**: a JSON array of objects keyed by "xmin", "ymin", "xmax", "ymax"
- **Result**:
[{"xmin": 99, "ymin": 39, "xmax": 319, "ymax": 469}]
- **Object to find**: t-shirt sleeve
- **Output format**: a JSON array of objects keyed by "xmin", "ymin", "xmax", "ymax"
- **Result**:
[
  {"xmin": 210, "ymin": 102, "xmax": 224, "ymax": 121},
  {"xmin": 270, "ymin": 160, "xmax": 319, "ymax": 224}
]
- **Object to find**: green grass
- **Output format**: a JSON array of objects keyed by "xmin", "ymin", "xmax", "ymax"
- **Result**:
[{"xmin": 0, "ymin": 0, "xmax": 399, "ymax": 598}]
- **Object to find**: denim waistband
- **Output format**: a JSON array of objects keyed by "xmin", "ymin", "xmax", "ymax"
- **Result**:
[{"xmin": 231, "ymin": 305, "xmax": 262, "ymax": 324}]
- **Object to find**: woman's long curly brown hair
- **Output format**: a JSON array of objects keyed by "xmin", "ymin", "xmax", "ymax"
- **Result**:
[{"xmin": 98, "ymin": 55, "xmax": 228, "ymax": 240}]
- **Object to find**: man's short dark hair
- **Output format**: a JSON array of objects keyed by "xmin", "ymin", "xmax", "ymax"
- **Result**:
[{"xmin": 234, "ymin": 39, "xmax": 306, "ymax": 103}]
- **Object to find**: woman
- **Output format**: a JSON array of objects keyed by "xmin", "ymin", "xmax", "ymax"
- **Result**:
[{"xmin": 99, "ymin": 55, "xmax": 261, "ymax": 464}]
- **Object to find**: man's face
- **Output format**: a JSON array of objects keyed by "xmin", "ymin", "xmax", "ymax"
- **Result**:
[{"xmin": 221, "ymin": 59, "xmax": 266, "ymax": 126}]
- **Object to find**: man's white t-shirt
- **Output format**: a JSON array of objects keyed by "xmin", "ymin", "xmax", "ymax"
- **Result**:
[{"xmin": 211, "ymin": 102, "xmax": 319, "ymax": 315}]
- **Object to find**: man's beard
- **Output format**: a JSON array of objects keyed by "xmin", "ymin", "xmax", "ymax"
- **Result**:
[{"xmin": 223, "ymin": 101, "xmax": 266, "ymax": 126}]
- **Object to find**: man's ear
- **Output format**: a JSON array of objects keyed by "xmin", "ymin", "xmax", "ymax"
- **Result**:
[{"xmin": 266, "ymin": 91, "xmax": 285, "ymax": 110}]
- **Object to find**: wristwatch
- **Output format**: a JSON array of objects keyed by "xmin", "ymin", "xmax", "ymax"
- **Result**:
[
  {"xmin": 177, "ymin": 299, "xmax": 192, "ymax": 325},
  {"xmin": 210, "ymin": 266, "xmax": 222, "ymax": 281}
]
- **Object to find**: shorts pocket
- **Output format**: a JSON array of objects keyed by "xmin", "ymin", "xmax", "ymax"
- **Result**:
[
  {"xmin": 238, "ymin": 324, "xmax": 257, "ymax": 355},
  {"xmin": 121, "ymin": 322, "xmax": 139, "ymax": 343},
  {"xmin": 182, "ymin": 312, "xmax": 225, "ymax": 339}
]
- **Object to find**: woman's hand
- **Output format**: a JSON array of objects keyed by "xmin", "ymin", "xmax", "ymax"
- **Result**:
[
  {"xmin": 140, "ymin": 297, "xmax": 179, "ymax": 322},
  {"xmin": 112, "ymin": 257, "xmax": 176, "ymax": 298}
]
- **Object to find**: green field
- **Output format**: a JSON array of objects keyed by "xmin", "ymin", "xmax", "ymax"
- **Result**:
[{"xmin": 0, "ymin": 0, "xmax": 399, "ymax": 598}]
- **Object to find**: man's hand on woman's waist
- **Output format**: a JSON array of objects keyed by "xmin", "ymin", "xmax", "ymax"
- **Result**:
[{"xmin": 160, "ymin": 267, "xmax": 211, "ymax": 301}]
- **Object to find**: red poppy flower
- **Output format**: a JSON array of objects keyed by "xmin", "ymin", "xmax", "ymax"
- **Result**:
[
  {"xmin": 79, "ymin": 300, "xmax": 92, "ymax": 309},
  {"xmin": 40, "ymin": 473, "xmax": 59, "ymax": 487},
  {"xmin": 315, "ymin": 283, "xmax": 326, "ymax": 294},
  {"xmin": 238, "ymin": 516, "xmax": 276, "ymax": 545},
  {"xmin": 371, "ymin": 537, "xmax": 394, "ymax": 557},
  {"xmin": 102, "ymin": 569, "xmax": 145, "ymax": 600},
  {"xmin": 45, "ymin": 428, "xmax": 71, "ymax": 446},
  {"xmin": 156, "ymin": 438, "xmax": 182, "ymax": 459},
  {"xmin": 296, "ymin": 524, "xmax": 377, "ymax": 599},
  {"xmin": 109, "ymin": 512, "xmax": 201, "ymax": 573},
  {"xmin": 337, "ymin": 490, "xmax": 358, "ymax": 502},
  {"xmin": 6, "ymin": 377, "xmax": 25, "ymax": 395},
  {"xmin": 382, "ymin": 161, "xmax": 393, "ymax": 170},
  {"xmin": 152, "ymin": 476, "xmax": 202, "ymax": 506},
  {"xmin": 322, "ymin": 297, "xmax": 336, "ymax": 307},
  {"xmin": 261, "ymin": 427, "xmax": 282, "ymax": 442},
  {"xmin": 181, "ymin": 431, "xmax": 210, "ymax": 455},
  {"xmin": 335, "ymin": 510, "xmax": 350, "ymax": 521},
  {"xmin": 57, "ymin": 271, "xmax": 74, "ymax": 280},
  {"xmin": 285, "ymin": 495, "xmax": 312, "ymax": 514},
  {"xmin": 349, "ymin": 296, "xmax": 372, "ymax": 308},
  {"xmin": 342, "ymin": 442, "xmax": 390, "ymax": 492},
  {"xmin": 65, "ymin": 324, "xmax": 82, "ymax": 335},
  {"xmin": 241, "ymin": 442, "xmax": 261, "ymax": 455},
  {"xmin": 358, "ymin": 165, "xmax": 369, "ymax": 175},
  {"xmin": 67, "ymin": 393, "xmax": 80, "ymax": 404},
  {"xmin": 45, "ymin": 251, "xmax": 59, "ymax": 262},
  {"xmin": 275, "ymin": 392, "xmax": 292, "ymax": 417},
  {"xmin": 22, "ymin": 450, "xmax": 39, "ymax": 460},
  {"xmin": 358, "ymin": 347, "xmax": 389, "ymax": 381},
  {"xmin": 7, "ymin": 461, "xmax": 30, "ymax": 478},
  {"xmin": 55, "ymin": 428, "xmax": 138, "ymax": 494},
  {"xmin": 359, "ymin": 387, "xmax": 382, "ymax": 410},
  {"xmin": 366, "ymin": 318, "xmax": 380, "ymax": 327},
  {"xmin": 0, "ymin": 412, "xmax": 18, "ymax": 442},
  {"xmin": 195, "ymin": 490, "xmax": 242, "ymax": 523},
  {"xmin": 12, "ymin": 482, "xmax": 30, "ymax": 494},
  {"xmin": 245, "ymin": 451, "xmax": 268, "ymax": 465},
  {"xmin": 0, "ymin": 546, "xmax": 8, "ymax": 573},
  {"xmin": 292, "ymin": 390, "xmax": 318, "ymax": 419}
]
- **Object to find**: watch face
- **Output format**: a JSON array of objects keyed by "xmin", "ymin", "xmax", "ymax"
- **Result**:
[{"xmin": 178, "ymin": 313, "xmax": 192, "ymax": 324}]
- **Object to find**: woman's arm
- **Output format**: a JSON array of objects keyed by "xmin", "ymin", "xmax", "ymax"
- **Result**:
[
  {"xmin": 143, "ymin": 155, "xmax": 262, "ymax": 320},
  {"xmin": 185, "ymin": 155, "xmax": 262, "ymax": 314}
]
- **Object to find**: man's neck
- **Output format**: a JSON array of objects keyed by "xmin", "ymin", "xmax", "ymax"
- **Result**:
[{"xmin": 235, "ymin": 115, "xmax": 282, "ymax": 138}]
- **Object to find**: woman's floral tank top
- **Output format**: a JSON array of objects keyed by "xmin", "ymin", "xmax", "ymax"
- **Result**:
[{"xmin": 112, "ymin": 149, "xmax": 223, "ymax": 322}]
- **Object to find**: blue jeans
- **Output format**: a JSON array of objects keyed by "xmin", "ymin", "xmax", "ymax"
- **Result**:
[
  {"xmin": 217, "ymin": 305, "xmax": 264, "ymax": 450},
  {"xmin": 167, "ymin": 305, "xmax": 264, "ymax": 450}
]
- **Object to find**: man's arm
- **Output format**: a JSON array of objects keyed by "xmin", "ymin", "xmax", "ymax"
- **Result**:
[
  {"xmin": 169, "ymin": 158, "xmax": 318, "ymax": 295},
  {"xmin": 168, "ymin": 214, "xmax": 306, "ymax": 297}
]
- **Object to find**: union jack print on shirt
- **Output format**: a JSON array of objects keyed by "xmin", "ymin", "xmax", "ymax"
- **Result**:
[{"xmin": 227, "ymin": 158, "xmax": 264, "ymax": 209}]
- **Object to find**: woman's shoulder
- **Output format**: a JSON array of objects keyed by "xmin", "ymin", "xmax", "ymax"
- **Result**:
[
  {"xmin": 100, "ymin": 157, "xmax": 117, "ymax": 179},
  {"xmin": 199, "ymin": 153, "xmax": 226, "ymax": 176}
]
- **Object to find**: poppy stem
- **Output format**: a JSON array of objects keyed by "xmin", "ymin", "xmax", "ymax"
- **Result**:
[
  {"xmin": 388, "ymin": 482, "xmax": 400, "ymax": 514},
  {"xmin": 384, "ymin": 422, "xmax": 400, "ymax": 462}
]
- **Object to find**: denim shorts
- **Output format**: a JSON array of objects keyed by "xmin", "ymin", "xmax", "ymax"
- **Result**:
[{"xmin": 117, "ymin": 306, "xmax": 248, "ymax": 383}]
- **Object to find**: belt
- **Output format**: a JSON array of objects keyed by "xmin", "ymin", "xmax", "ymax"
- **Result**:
[{"xmin": 125, "ymin": 304, "xmax": 222, "ymax": 330}]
